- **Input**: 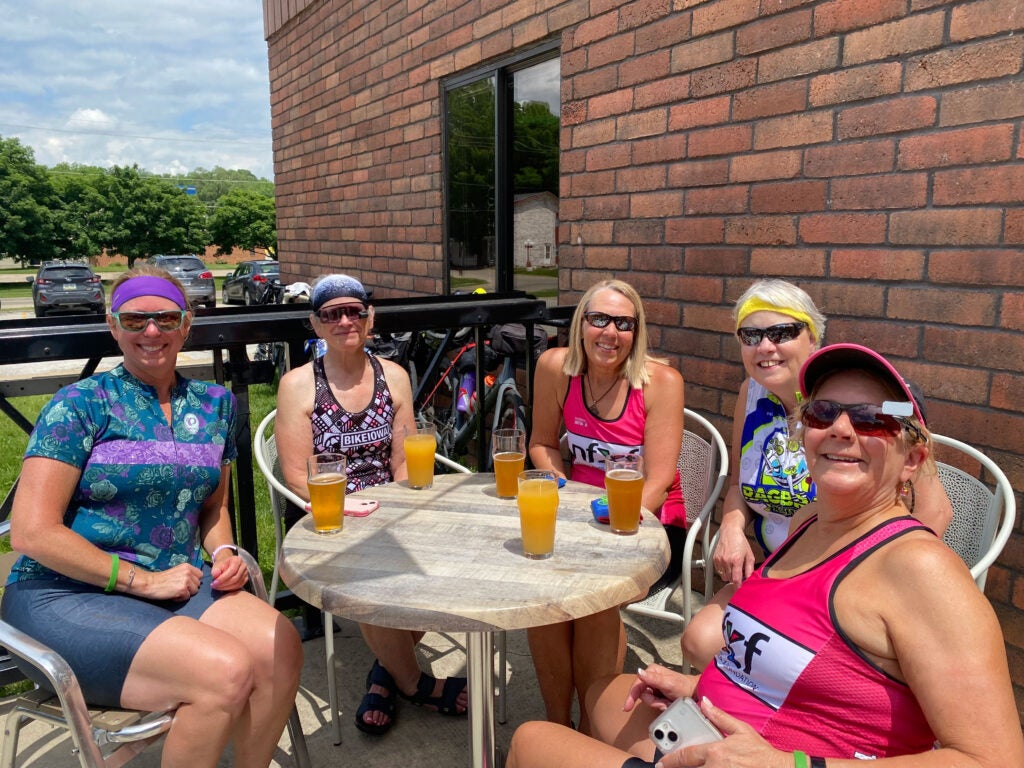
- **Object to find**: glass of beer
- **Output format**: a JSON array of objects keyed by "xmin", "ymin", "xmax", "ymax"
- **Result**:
[
  {"xmin": 604, "ymin": 455, "xmax": 644, "ymax": 535},
  {"xmin": 404, "ymin": 424, "xmax": 437, "ymax": 489},
  {"xmin": 492, "ymin": 428, "xmax": 526, "ymax": 499},
  {"xmin": 516, "ymin": 469, "xmax": 559, "ymax": 559},
  {"xmin": 307, "ymin": 453, "xmax": 347, "ymax": 534}
]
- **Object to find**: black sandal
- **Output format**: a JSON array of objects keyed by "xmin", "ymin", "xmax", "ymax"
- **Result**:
[
  {"xmin": 355, "ymin": 660, "xmax": 397, "ymax": 736},
  {"xmin": 399, "ymin": 672, "xmax": 467, "ymax": 716}
]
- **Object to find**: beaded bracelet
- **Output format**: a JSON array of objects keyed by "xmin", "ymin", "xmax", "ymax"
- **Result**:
[
  {"xmin": 810, "ymin": 759, "xmax": 827, "ymax": 768},
  {"xmin": 104, "ymin": 553, "xmax": 120, "ymax": 593},
  {"xmin": 211, "ymin": 543, "xmax": 239, "ymax": 562}
]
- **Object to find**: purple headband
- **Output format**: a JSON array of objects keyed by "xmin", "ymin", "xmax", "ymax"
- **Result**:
[{"xmin": 111, "ymin": 276, "xmax": 188, "ymax": 311}]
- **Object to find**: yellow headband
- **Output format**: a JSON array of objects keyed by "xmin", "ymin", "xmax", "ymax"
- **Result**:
[{"xmin": 736, "ymin": 297, "xmax": 817, "ymax": 339}]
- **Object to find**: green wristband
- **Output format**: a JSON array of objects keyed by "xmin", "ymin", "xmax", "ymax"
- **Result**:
[
  {"xmin": 104, "ymin": 552, "xmax": 119, "ymax": 593},
  {"xmin": 793, "ymin": 752, "xmax": 810, "ymax": 768}
]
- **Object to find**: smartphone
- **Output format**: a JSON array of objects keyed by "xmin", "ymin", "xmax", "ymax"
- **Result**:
[
  {"xmin": 649, "ymin": 697, "xmax": 722, "ymax": 755},
  {"xmin": 344, "ymin": 498, "xmax": 379, "ymax": 517}
]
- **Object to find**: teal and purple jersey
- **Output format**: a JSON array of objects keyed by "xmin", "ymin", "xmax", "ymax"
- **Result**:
[{"xmin": 8, "ymin": 365, "xmax": 237, "ymax": 583}]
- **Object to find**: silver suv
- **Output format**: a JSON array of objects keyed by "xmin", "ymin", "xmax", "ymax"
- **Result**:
[
  {"xmin": 148, "ymin": 254, "xmax": 216, "ymax": 308},
  {"xmin": 29, "ymin": 261, "xmax": 106, "ymax": 318}
]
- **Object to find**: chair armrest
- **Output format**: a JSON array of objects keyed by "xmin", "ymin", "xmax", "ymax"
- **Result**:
[{"xmin": 237, "ymin": 548, "xmax": 271, "ymax": 604}]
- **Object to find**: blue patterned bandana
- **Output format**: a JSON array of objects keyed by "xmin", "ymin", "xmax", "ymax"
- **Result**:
[{"xmin": 311, "ymin": 274, "xmax": 369, "ymax": 311}]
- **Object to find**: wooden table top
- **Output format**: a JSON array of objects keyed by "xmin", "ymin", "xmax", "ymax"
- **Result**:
[{"xmin": 280, "ymin": 472, "xmax": 670, "ymax": 633}]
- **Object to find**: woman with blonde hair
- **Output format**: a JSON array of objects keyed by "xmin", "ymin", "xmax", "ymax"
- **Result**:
[{"xmin": 528, "ymin": 278, "xmax": 686, "ymax": 731}]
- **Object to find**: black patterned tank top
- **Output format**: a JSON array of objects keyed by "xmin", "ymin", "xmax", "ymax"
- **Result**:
[{"xmin": 311, "ymin": 352, "xmax": 396, "ymax": 491}]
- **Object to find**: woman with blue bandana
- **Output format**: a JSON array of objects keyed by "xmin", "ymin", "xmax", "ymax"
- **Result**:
[
  {"xmin": 1, "ymin": 265, "xmax": 303, "ymax": 767},
  {"xmin": 276, "ymin": 274, "xmax": 467, "ymax": 736}
]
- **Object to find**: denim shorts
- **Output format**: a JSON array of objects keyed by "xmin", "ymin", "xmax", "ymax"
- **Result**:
[{"xmin": 2, "ymin": 564, "xmax": 222, "ymax": 706}]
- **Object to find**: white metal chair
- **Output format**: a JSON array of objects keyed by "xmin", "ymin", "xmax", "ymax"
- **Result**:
[
  {"xmin": 625, "ymin": 408, "xmax": 728, "ymax": 636},
  {"xmin": 0, "ymin": 529, "xmax": 310, "ymax": 768},
  {"xmin": 932, "ymin": 433, "xmax": 1016, "ymax": 591}
]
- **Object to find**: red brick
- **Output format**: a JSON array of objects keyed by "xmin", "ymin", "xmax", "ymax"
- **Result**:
[
  {"xmin": 889, "ymin": 210, "xmax": 1003, "ymax": 245},
  {"xmin": 630, "ymin": 190, "xmax": 685, "ymax": 218},
  {"xmin": 572, "ymin": 65, "xmax": 620, "ymax": 99},
  {"xmin": 838, "ymin": 96, "xmax": 937, "ymax": 139},
  {"xmin": 666, "ymin": 216, "xmax": 725, "ymax": 243},
  {"xmin": 733, "ymin": 80, "xmax": 808, "ymax": 121},
  {"xmin": 799, "ymin": 213, "xmax": 888, "ymax": 244},
  {"xmin": 816, "ymin": 282, "xmax": 889, "ymax": 319},
  {"xmin": 1002, "ymin": 295, "xmax": 1024, "ymax": 334},
  {"xmin": 735, "ymin": 9, "xmax": 812, "ymax": 55},
  {"xmin": 690, "ymin": 59, "xmax": 758, "ymax": 97},
  {"xmin": 584, "ymin": 245, "xmax": 631, "ymax": 269},
  {"xmin": 1007, "ymin": 210, "xmax": 1024, "ymax": 244},
  {"xmin": 814, "ymin": 0, "xmax": 907, "ymax": 36},
  {"xmin": 730, "ymin": 150, "xmax": 803, "ymax": 182},
  {"xmin": 758, "ymin": 39, "xmax": 840, "ymax": 83},
  {"xmin": 830, "ymin": 173, "xmax": 928, "ymax": 210},
  {"xmin": 630, "ymin": 245, "xmax": 684, "ymax": 273},
  {"xmin": 889, "ymin": 286, "xmax": 998, "ymax": 326},
  {"xmin": 668, "ymin": 158, "xmax": 730, "ymax": 187},
  {"xmin": 898, "ymin": 125, "xmax": 1015, "ymax": 169},
  {"xmin": 587, "ymin": 194, "xmax": 630, "ymax": 220},
  {"xmin": 686, "ymin": 185, "xmax": 749, "ymax": 215},
  {"xmin": 830, "ymin": 249, "xmax": 925, "ymax": 280},
  {"xmin": 682, "ymin": 247, "xmax": 750, "ymax": 275},
  {"xmin": 632, "ymin": 134, "xmax": 688, "ymax": 165},
  {"xmin": 571, "ymin": 168, "xmax": 617, "ymax": 196},
  {"xmin": 929, "ymin": 251, "xmax": 1024, "ymax": 287},
  {"xmin": 614, "ymin": 219, "xmax": 666, "ymax": 243},
  {"xmin": 940, "ymin": 80, "xmax": 1024, "ymax": 126},
  {"xmin": 572, "ymin": 9, "xmax": 619, "ymax": 46},
  {"xmin": 616, "ymin": 165, "xmax": 668, "ymax": 192},
  {"xmin": 669, "ymin": 95, "xmax": 731, "ymax": 130},
  {"xmin": 749, "ymin": 248, "xmax": 827, "ymax": 277},
  {"xmin": 571, "ymin": 117, "xmax": 616, "ymax": 148},
  {"xmin": 809, "ymin": 63, "xmax": 902, "ymax": 107},
  {"xmin": 724, "ymin": 215, "xmax": 797, "ymax": 245},
  {"xmin": 692, "ymin": 0, "xmax": 759, "ymax": 35},
  {"xmin": 664, "ymin": 272, "xmax": 728, "ymax": 302},
  {"xmin": 620, "ymin": 0, "xmax": 673, "ymax": 31},
  {"xmin": 635, "ymin": 74, "xmax": 693, "ymax": 109},
  {"xmin": 754, "ymin": 111, "xmax": 833, "ymax": 150},
  {"xmin": 636, "ymin": 9, "xmax": 693, "ymax": 55},
  {"xmin": 843, "ymin": 12, "xmax": 945, "ymax": 65},
  {"xmin": 620, "ymin": 51, "xmax": 672, "ymax": 88},
  {"xmin": 688, "ymin": 124, "xmax": 753, "ymax": 157},
  {"xmin": 750, "ymin": 180, "xmax": 827, "ymax": 213},
  {"xmin": 616, "ymin": 108, "xmax": 668, "ymax": 140},
  {"xmin": 588, "ymin": 88, "xmax": 634, "ymax": 119},
  {"xmin": 906, "ymin": 38, "xmax": 1024, "ymax": 92},
  {"xmin": 924, "ymin": 328, "xmax": 1024, "ymax": 376},
  {"xmin": 934, "ymin": 166, "xmax": 1024, "ymax": 206},
  {"xmin": 588, "ymin": 30, "xmax": 637, "ymax": 68},
  {"xmin": 950, "ymin": 0, "xmax": 1024, "ymax": 41},
  {"xmin": 670, "ymin": 31, "xmax": 734, "ymax": 73}
]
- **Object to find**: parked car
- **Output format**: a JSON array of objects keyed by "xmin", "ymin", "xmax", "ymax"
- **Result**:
[
  {"xmin": 29, "ymin": 261, "xmax": 106, "ymax": 318},
  {"xmin": 148, "ymin": 254, "xmax": 216, "ymax": 308},
  {"xmin": 221, "ymin": 260, "xmax": 280, "ymax": 306}
]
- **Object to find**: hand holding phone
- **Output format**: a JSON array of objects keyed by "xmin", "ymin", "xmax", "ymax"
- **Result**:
[
  {"xmin": 344, "ymin": 498, "xmax": 379, "ymax": 517},
  {"xmin": 649, "ymin": 697, "xmax": 722, "ymax": 755}
]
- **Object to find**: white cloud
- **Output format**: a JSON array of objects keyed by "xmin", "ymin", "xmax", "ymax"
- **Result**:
[{"xmin": 0, "ymin": 0, "xmax": 273, "ymax": 179}]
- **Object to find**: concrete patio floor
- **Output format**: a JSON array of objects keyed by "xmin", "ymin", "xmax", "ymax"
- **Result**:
[{"xmin": 0, "ymin": 603, "xmax": 688, "ymax": 767}]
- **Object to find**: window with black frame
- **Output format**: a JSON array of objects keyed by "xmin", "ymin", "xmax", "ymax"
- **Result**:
[{"xmin": 443, "ymin": 45, "xmax": 559, "ymax": 301}]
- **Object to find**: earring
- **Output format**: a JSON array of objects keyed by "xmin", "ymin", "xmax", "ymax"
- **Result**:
[{"xmin": 898, "ymin": 480, "xmax": 913, "ymax": 496}]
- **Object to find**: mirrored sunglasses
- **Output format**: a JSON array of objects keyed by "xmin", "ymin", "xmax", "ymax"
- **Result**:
[
  {"xmin": 801, "ymin": 399, "xmax": 921, "ymax": 440},
  {"xmin": 112, "ymin": 310, "xmax": 187, "ymax": 333},
  {"xmin": 316, "ymin": 305, "xmax": 368, "ymax": 323},
  {"xmin": 584, "ymin": 311, "xmax": 637, "ymax": 333},
  {"xmin": 736, "ymin": 321, "xmax": 807, "ymax": 346}
]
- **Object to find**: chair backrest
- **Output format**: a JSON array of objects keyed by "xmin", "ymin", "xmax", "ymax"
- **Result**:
[
  {"xmin": 679, "ymin": 408, "xmax": 729, "ymax": 528},
  {"xmin": 932, "ymin": 433, "xmax": 1016, "ymax": 591}
]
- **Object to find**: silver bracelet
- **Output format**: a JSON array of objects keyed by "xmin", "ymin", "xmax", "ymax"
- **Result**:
[{"xmin": 211, "ymin": 543, "xmax": 238, "ymax": 562}]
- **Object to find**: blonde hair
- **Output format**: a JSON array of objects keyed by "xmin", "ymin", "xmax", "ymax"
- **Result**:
[
  {"xmin": 734, "ymin": 279, "xmax": 826, "ymax": 345},
  {"xmin": 563, "ymin": 280, "xmax": 664, "ymax": 388}
]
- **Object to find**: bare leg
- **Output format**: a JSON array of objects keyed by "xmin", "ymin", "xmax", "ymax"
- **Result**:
[
  {"xmin": 507, "ymin": 721, "xmax": 635, "ymax": 768},
  {"xmin": 586, "ymin": 673, "xmax": 659, "ymax": 759},
  {"xmin": 679, "ymin": 584, "xmax": 735, "ymax": 671},
  {"xmin": 527, "ymin": 621, "xmax": 575, "ymax": 725},
  {"xmin": 571, "ymin": 608, "xmax": 626, "ymax": 734}
]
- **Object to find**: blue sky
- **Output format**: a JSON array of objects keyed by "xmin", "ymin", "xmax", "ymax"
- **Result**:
[{"xmin": 0, "ymin": 1, "xmax": 274, "ymax": 179}]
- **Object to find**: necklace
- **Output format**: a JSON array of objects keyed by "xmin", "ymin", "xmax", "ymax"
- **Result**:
[{"xmin": 585, "ymin": 374, "xmax": 620, "ymax": 411}]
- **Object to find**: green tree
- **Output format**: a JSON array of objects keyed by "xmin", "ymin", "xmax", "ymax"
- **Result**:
[
  {"xmin": 207, "ymin": 187, "xmax": 276, "ymax": 254},
  {"xmin": 49, "ymin": 164, "xmax": 109, "ymax": 262},
  {"xmin": 102, "ymin": 166, "xmax": 208, "ymax": 266},
  {"xmin": 0, "ymin": 135, "xmax": 58, "ymax": 264},
  {"xmin": 170, "ymin": 166, "xmax": 273, "ymax": 209}
]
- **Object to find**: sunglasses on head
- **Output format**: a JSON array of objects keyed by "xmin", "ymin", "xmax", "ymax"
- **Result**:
[
  {"xmin": 801, "ymin": 399, "xmax": 922, "ymax": 441},
  {"xmin": 584, "ymin": 312, "xmax": 637, "ymax": 333},
  {"xmin": 736, "ymin": 321, "xmax": 807, "ymax": 346},
  {"xmin": 112, "ymin": 310, "xmax": 187, "ymax": 333},
  {"xmin": 316, "ymin": 305, "xmax": 368, "ymax": 323}
]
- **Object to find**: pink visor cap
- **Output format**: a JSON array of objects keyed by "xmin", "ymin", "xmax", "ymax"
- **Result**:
[{"xmin": 798, "ymin": 343, "xmax": 926, "ymax": 427}]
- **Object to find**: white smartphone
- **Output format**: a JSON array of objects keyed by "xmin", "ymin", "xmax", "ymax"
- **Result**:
[
  {"xmin": 649, "ymin": 697, "xmax": 723, "ymax": 755},
  {"xmin": 344, "ymin": 498, "xmax": 379, "ymax": 517}
]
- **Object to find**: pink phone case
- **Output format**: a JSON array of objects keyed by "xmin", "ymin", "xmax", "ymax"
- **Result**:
[{"xmin": 344, "ymin": 499, "xmax": 379, "ymax": 517}]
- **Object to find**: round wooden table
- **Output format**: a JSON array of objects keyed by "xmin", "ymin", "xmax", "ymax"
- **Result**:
[{"xmin": 280, "ymin": 472, "xmax": 669, "ymax": 768}]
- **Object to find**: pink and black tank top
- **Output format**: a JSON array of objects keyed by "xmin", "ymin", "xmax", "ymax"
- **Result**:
[
  {"xmin": 694, "ymin": 515, "xmax": 936, "ymax": 758},
  {"xmin": 311, "ymin": 353, "xmax": 396, "ymax": 492},
  {"xmin": 562, "ymin": 375, "xmax": 686, "ymax": 528}
]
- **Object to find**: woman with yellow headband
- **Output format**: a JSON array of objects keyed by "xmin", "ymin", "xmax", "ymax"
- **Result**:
[{"xmin": 680, "ymin": 279, "xmax": 951, "ymax": 669}]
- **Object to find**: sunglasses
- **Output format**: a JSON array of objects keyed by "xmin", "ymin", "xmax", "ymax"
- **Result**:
[
  {"xmin": 316, "ymin": 305, "xmax": 368, "ymax": 323},
  {"xmin": 584, "ymin": 312, "xmax": 637, "ymax": 333},
  {"xmin": 736, "ymin": 322, "xmax": 808, "ymax": 346},
  {"xmin": 801, "ymin": 399, "xmax": 921, "ymax": 441},
  {"xmin": 111, "ymin": 310, "xmax": 187, "ymax": 333}
]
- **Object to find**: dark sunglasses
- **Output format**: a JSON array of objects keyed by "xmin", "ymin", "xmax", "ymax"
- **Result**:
[
  {"xmin": 112, "ymin": 310, "xmax": 187, "ymax": 333},
  {"xmin": 801, "ymin": 399, "xmax": 922, "ymax": 441},
  {"xmin": 316, "ymin": 305, "xmax": 368, "ymax": 323},
  {"xmin": 736, "ymin": 321, "xmax": 807, "ymax": 346},
  {"xmin": 584, "ymin": 311, "xmax": 637, "ymax": 333}
]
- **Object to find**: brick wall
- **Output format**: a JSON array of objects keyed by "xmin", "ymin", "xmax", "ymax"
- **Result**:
[{"xmin": 265, "ymin": 0, "xmax": 1024, "ymax": 710}]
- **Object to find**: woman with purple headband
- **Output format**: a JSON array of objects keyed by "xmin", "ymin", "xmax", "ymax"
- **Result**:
[
  {"xmin": 276, "ymin": 273, "xmax": 467, "ymax": 736},
  {"xmin": 1, "ymin": 265, "xmax": 302, "ymax": 767}
]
